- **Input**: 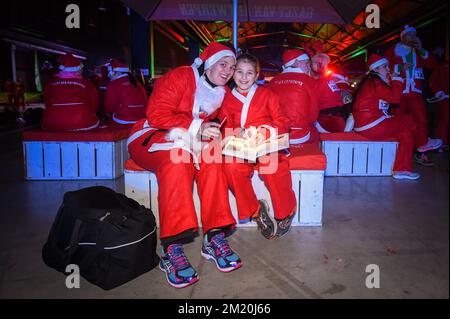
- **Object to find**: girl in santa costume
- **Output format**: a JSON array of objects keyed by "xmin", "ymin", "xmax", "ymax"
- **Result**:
[
  {"xmin": 127, "ymin": 42, "xmax": 241, "ymax": 289},
  {"xmin": 353, "ymin": 54, "xmax": 421, "ymax": 180},
  {"xmin": 104, "ymin": 61, "xmax": 148, "ymax": 125},
  {"xmin": 267, "ymin": 49, "xmax": 319, "ymax": 144},
  {"xmin": 385, "ymin": 25, "xmax": 442, "ymax": 165},
  {"xmin": 220, "ymin": 53, "xmax": 296, "ymax": 239},
  {"xmin": 42, "ymin": 53, "xmax": 99, "ymax": 131}
]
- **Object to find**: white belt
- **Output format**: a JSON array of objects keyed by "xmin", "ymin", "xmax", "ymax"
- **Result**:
[
  {"xmin": 126, "ymin": 120, "xmax": 155, "ymax": 147},
  {"xmin": 354, "ymin": 116, "xmax": 387, "ymax": 132}
]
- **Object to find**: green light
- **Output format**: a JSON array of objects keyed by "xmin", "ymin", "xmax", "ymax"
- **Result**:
[
  {"xmin": 346, "ymin": 49, "xmax": 367, "ymax": 60},
  {"xmin": 216, "ymin": 38, "xmax": 230, "ymax": 42}
]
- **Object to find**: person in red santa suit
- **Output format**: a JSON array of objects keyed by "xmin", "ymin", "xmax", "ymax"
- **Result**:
[
  {"xmin": 127, "ymin": 42, "xmax": 241, "ymax": 289},
  {"xmin": 353, "ymin": 54, "xmax": 421, "ymax": 180},
  {"xmin": 427, "ymin": 57, "xmax": 448, "ymax": 152},
  {"xmin": 219, "ymin": 53, "xmax": 296, "ymax": 239},
  {"xmin": 310, "ymin": 51, "xmax": 355, "ymax": 133},
  {"xmin": 267, "ymin": 49, "xmax": 319, "ymax": 144},
  {"xmin": 385, "ymin": 25, "xmax": 442, "ymax": 165},
  {"xmin": 42, "ymin": 53, "xmax": 99, "ymax": 131},
  {"xmin": 104, "ymin": 61, "xmax": 148, "ymax": 125}
]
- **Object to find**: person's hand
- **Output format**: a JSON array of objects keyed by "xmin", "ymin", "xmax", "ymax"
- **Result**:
[{"xmin": 200, "ymin": 122, "xmax": 221, "ymax": 139}]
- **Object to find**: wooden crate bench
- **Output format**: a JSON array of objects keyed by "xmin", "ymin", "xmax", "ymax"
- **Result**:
[
  {"xmin": 22, "ymin": 125, "xmax": 131, "ymax": 180},
  {"xmin": 319, "ymin": 132, "xmax": 398, "ymax": 176},
  {"xmin": 124, "ymin": 143, "xmax": 326, "ymax": 227}
]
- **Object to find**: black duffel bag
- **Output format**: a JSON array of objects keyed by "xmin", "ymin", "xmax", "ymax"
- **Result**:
[{"xmin": 42, "ymin": 186, "xmax": 159, "ymax": 290}]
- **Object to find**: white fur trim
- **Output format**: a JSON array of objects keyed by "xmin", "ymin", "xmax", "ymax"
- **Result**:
[
  {"xmin": 113, "ymin": 67, "xmax": 129, "ymax": 72},
  {"xmin": 314, "ymin": 121, "xmax": 329, "ymax": 133},
  {"xmin": 283, "ymin": 53, "xmax": 309, "ymax": 69},
  {"xmin": 204, "ymin": 50, "xmax": 235, "ymax": 70},
  {"xmin": 192, "ymin": 57, "xmax": 203, "ymax": 68},
  {"xmin": 369, "ymin": 58, "xmax": 388, "ymax": 71},
  {"xmin": 391, "ymin": 76, "xmax": 404, "ymax": 83},
  {"xmin": 395, "ymin": 43, "xmax": 412, "ymax": 57},
  {"xmin": 59, "ymin": 65, "xmax": 82, "ymax": 72}
]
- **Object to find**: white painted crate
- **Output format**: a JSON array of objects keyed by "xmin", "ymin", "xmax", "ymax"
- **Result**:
[
  {"xmin": 23, "ymin": 139, "xmax": 128, "ymax": 180},
  {"xmin": 124, "ymin": 168, "xmax": 324, "ymax": 227},
  {"xmin": 321, "ymin": 140, "xmax": 398, "ymax": 176}
]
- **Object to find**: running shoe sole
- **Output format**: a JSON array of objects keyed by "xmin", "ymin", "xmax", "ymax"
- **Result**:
[
  {"xmin": 201, "ymin": 251, "xmax": 242, "ymax": 273},
  {"xmin": 417, "ymin": 140, "xmax": 443, "ymax": 153},
  {"xmin": 392, "ymin": 174, "xmax": 420, "ymax": 180},
  {"xmin": 159, "ymin": 263, "xmax": 199, "ymax": 289}
]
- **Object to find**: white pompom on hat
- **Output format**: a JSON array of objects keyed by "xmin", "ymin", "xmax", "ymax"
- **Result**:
[{"xmin": 191, "ymin": 42, "xmax": 236, "ymax": 70}]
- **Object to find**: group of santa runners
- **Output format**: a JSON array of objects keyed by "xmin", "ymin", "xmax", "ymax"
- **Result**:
[{"xmin": 41, "ymin": 24, "xmax": 448, "ymax": 289}]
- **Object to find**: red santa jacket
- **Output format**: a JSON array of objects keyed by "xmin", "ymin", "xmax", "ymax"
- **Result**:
[
  {"xmin": 315, "ymin": 77, "xmax": 344, "ymax": 111},
  {"xmin": 105, "ymin": 75, "xmax": 148, "ymax": 124},
  {"xmin": 353, "ymin": 73, "xmax": 404, "ymax": 131},
  {"xmin": 267, "ymin": 70, "xmax": 318, "ymax": 140},
  {"xmin": 128, "ymin": 66, "xmax": 225, "ymax": 149},
  {"xmin": 385, "ymin": 43, "xmax": 437, "ymax": 94},
  {"xmin": 219, "ymin": 85, "xmax": 290, "ymax": 137},
  {"xmin": 42, "ymin": 75, "xmax": 99, "ymax": 131}
]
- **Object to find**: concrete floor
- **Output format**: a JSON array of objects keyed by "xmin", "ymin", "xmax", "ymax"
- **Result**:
[{"xmin": 0, "ymin": 131, "xmax": 448, "ymax": 299}]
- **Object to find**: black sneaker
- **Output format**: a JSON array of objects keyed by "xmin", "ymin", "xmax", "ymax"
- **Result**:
[
  {"xmin": 273, "ymin": 213, "xmax": 296, "ymax": 239},
  {"xmin": 414, "ymin": 152, "xmax": 434, "ymax": 167},
  {"xmin": 252, "ymin": 199, "xmax": 275, "ymax": 239}
]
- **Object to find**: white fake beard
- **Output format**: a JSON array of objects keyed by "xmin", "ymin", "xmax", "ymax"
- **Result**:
[
  {"xmin": 395, "ymin": 43, "xmax": 412, "ymax": 57},
  {"xmin": 195, "ymin": 76, "xmax": 226, "ymax": 116}
]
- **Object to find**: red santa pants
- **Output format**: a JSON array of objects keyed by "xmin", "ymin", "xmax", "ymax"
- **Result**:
[
  {"xmin": 129, "ymin": 137, "xmax": 236, "ymax": 240},
  {"xmin": 318, "ymin": 114, "xmax": 346, "ymax": 132},
  {"xmin": 358, "ymin": 114, "xmax": 417, "ymax": 172},
  {"xmin": 223, "ymin": 153, "xmax": 297, "ymax": 221},
  {"xmin": 393, "ymin": 92, "xmax": 428, "ymax": 147},
  {"xmin": 436, "ymin": 100, "xmax": 449, "ymax": 145}
]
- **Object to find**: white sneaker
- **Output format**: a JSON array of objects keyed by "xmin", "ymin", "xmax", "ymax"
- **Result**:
[
  {"xmin": 392, "ymin": 171, "xmax": 421, "ymax": 180},
  {"xmin": 417, "ymin": 138, "xmax": 443, "ymax": 153},
  {"xmin": 344, "ymin": 113, "xmax": 355, "ymax": 132}
]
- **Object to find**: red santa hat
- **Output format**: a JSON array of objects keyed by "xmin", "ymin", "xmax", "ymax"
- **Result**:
[
  {"xmin": 110, "ymin": 61, "xmax": 130, "ymax": 73},
  {"xmin": 192, "ymin": 42, "xmax": 236, "ymax": 70},
  {"xmin": 400, "ymin": 25, "xmax": 416, "ymax": 39},
  {"xmin": 367, "ymin": 54, "xmax": 388, "ymax": 71},
  {"xmin": 58, "ymin": 53, "xmax": 82, "ymax": 72},
  {"xmin": 282, "ymin": 49, "xmax": 309, "ymax": 69}
]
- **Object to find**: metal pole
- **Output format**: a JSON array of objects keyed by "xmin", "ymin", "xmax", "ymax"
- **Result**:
[
  {"xmin": 11, "ymin": 44, "xmax": 17, "ymax": 82},
  {"xmin": 233, "ymin": 0, "xmax": 238, "ymax": 50}
]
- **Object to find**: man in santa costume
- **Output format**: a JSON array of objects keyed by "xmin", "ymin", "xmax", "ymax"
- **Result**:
[
  {"xmin": 42, "ymin": 53, "xmax": 99, "ymax": 131},
  {"xmin": 385, "ymin": 25, "xmax": 442, "ymax": 165},
  {"xmin": 267, "ymin": 49, "xmax": 319, "ymax": 144},
  {"xmin": 127, "ymin": 42, "xmax": 241, "ymax": 289},
  {"xmin": 353, "ymin": 54, "xmax": 420, "ymax": 180},
  {"xmin": 427, "ymin": 54, "xmax": 448, "ymax": 152},
  {"xmin": 104, "ymin": 60, "xmax": 148, "ymax": 125},
  {"xmin": 310, "ymin": 51, "xmax": 355, "ymax": 133}
]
